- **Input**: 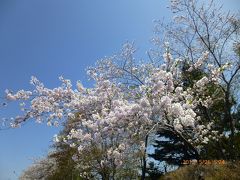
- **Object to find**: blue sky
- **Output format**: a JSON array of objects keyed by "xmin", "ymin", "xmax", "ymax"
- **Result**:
[{"xmin": 0, "ymin": 0, "xmax": 239, "ymax": 179}]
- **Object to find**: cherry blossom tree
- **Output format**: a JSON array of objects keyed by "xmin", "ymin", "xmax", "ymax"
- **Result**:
[
  {"xmin": 150, "ymin": 0, "xmax": 240, "ymax": 160},
  {"xmin": 19, "ymin": 156, "xmax": 57, "ymax": 180},
  {"xmin": 2, "ymin": 43, "xmax": 222, "ymax": 178}
]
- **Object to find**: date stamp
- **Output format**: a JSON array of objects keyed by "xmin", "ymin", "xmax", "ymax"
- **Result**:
[{"xmin": 181, "ymin": 159, "xmax": 225, "ymax": 165}]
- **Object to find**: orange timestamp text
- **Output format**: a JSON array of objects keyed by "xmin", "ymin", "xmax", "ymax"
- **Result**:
[{"xmin": 181, "ymin": 159, "xmax": 225, "ymax": 165}]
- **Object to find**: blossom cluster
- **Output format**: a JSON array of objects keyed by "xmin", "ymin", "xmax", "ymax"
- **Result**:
[{"xmin": 3, "ymin": 43, "xmax": 222, "ymax": 175}]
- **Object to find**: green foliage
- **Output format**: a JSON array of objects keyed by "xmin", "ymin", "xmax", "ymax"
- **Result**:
[
  {"xmin": 146, "ymin": 162, "xmax": 163, "ymax": 179},
  {"xmin": 47, "ymin": 146, "xmax": 80, "ymax": 180},
  {"xmin": 149, "ymin": 130, "xmax": 198, "ymax": 169},
  {"xmin": 47, "ymin": 118, "xmax": 81, "ymax": 180},
  {"xmin": 181, "ymin": 62, "xmax": 206, "ymax": 89},
  {"xmin": 161, "ymin": 161, "xmax": 240, "ymax": 180}
]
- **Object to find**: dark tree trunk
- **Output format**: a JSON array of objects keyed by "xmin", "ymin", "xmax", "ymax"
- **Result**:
[
  {"xmin": 141, "ymin": 134, "xmax": 148, "ymax": 180},
  {"xmin": 224, "ymin": 89, "xmax": 236, "ymax": 159}
]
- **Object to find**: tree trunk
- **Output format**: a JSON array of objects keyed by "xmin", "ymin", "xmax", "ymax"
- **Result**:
[
  {"xmin": 141, "ymin": 134, "xmax": 148, "ymax": 180},
  {"xmin": 225, "ymin": 90, "xmax": 236, "ymax": 159}
]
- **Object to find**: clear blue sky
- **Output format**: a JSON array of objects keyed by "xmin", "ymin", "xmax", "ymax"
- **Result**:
[{"xmin": 0, "ymin": 0, "xmax": 239, "ymax": 179}]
